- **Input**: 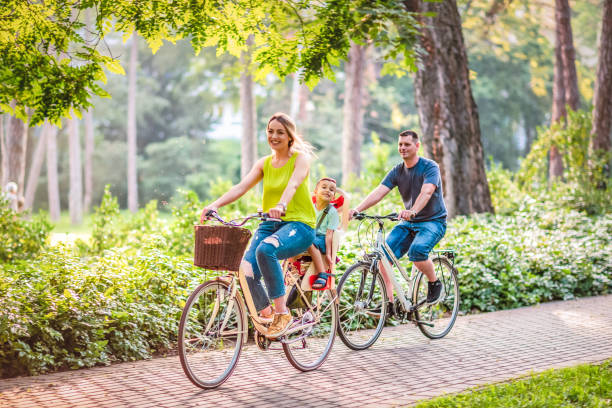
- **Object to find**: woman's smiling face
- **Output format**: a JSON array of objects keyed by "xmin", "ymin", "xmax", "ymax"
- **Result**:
[{"xmin": 267, "ymin": 119, "xmax": 291, "ymax": 151}]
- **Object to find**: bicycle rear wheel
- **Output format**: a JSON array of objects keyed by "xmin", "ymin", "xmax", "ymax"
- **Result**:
[
  {"xmin": 178, "ymin": 279, "xmax": 246, "ymax": 389},
  {"xmin": 412, "ymin": 256, "xmax": 459, "ymax": 339},
  {"xmin": 336, "ymin": 262, "xmax": 387, "ymax": 350},
  {"xmin": 282, "ymin": 288, "xmax": 338, "ymax": 371}
]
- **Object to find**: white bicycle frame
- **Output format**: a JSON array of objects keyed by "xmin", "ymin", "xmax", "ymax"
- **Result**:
[{"xmin": 369, "ymin": 224, "xmax": 422, "ymax": 312}]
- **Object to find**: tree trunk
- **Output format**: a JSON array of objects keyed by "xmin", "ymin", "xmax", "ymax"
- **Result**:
[
  {"xmin": 591, "ymin": 0, "xmax": 612, "ymax": 155},
  {"xmin": 24, "ymin": 124, "xmax": 48, "ymax": 210},
  {"xmin": 83, "ymin": 9, "xmax": 95, "ymax": 213},
  {"xmin": 405, "ymin": 0, "xmax": 493, "ymax": 217},
  {"xmin": 297, "ymin": 82, "xmax": 310, "ymax": 125},
  {"xmin": 549, "ymin": 20, "xmax": 567, "ymax": 179},
  {"xmin": 550, "ymin": 0, "xmax": 580, "ymax": 180},
  {"xmin": 240, "ymin": 36, "xmax": 257, "ymax": 179},
  {"xmin": 341, "ymin": 43, "xmax": 368, "ymax": 185},
  {"xmin": 4, "ymin": 112, "xmax": 28, "ymax": 197},
  {"xmin": 46, "ymin": 125, "xmax": 60, "ymax": 221},
  {"xmin": 68, "ymin": 118, "xmax": 83, "ymax": 224},
  {"xmin": 127, "ymin": 35, "xmax": 139, "ymax": 212},
  {"xmin": 557, "ymin": 0, "xmax": 580, "ymax": 112},
  {"xmin": 83, "ymin": 108, "xmax": 94, "ymax": 212}
]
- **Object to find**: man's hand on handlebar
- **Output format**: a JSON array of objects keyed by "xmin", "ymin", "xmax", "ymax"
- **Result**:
[{"xmin": 398, "ymin": 209, "xmax": 416, "ymax": 221}]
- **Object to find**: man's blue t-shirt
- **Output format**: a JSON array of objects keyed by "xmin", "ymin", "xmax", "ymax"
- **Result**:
[{"xmin": 381, "ymin": 157, "xmax": 447, "ymax": 222}]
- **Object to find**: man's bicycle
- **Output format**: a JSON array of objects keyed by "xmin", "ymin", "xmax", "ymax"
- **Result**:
[
  {"xmin": 178, "ymin": 211, "xmax": 338, "ymax": 389},
  {"xmin": 336, "ymin": 212, "xmax": 459, "ymax": 350}
]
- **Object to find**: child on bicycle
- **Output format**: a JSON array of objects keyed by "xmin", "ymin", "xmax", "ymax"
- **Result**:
[{"xmin": 309, "ymin": 177, "xmax": 342, "ymax": 289}]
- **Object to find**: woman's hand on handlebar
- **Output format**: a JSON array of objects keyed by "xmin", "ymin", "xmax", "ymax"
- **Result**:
[
  {"xmin": 200, "ymin": 205, "xmax": 218, "ymax": 224},
  {"xmin": 268, "ymin": 204, "xmax": 285, "ymax": 219}
]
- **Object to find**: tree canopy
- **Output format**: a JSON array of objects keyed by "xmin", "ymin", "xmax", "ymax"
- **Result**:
[{"xmin": 1, "ymin": 0, "xmax": 422, "ymax": 126}]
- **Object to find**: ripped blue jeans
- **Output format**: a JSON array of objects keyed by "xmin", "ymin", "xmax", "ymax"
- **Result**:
[{"xmin": 243, "ymin": 221, "xmax": 315, "ymax": 311}]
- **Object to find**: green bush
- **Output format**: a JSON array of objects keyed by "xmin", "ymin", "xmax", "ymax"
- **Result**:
[
  {"xmin": 0, "ymin": 241, "xmax": 207, "ymax": 377},
  {"xmin": 0, "ymin": 199, "xmax": 51, "ymax": 262},
  {"xmin": 517, "ymin": 109, "xmax": 612, "ymax": 215},
  {"xmin": 438, "ymin": 202, "xmax": 611, "ymax": 312}
]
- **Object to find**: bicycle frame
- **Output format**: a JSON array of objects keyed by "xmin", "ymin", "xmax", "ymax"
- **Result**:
[
  {"xmin": 202, "ymin": 210, "xmax": 337, "ymax": 343},
  {"xmin": 365, "ymin": 220, "xmax": 423, "ymax": 314}
]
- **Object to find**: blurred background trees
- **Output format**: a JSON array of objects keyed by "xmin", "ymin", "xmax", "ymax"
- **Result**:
[{"xmin": 0, "ymin": 0, "xmax": 609, "ymax": 223}]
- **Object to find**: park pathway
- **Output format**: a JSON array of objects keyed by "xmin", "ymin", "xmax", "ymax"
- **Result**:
[{"xmin": 1, "ymin": 295, "xmax": 611, "ymax": 407}]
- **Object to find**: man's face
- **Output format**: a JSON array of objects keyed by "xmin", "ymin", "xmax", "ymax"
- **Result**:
[{"xmin": 398, "ymin": 135, "xmax": 419, "ymax": 160}]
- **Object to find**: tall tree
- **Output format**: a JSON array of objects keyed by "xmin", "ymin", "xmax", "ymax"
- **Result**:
[
  {"xmin": 68, "ymin": 118, "xmax": 83, "ymax": 224},
  {"xmin": 83, "ymin": 9, "xmax": 95, "ymax": 213},
  {"xmin": 591, "ymin": 0, "xmax": 612, "ymax": 156},
  {"xmin": 557, "ymin": 0, "xmax": 580, "ymax": 111},
  {"xmin": 550, "ymin": 20, "xmax": 567, "ymax": 179},
  {"xmin": 24, "ymin": 125, "xmax": 48, "ymax": 210},
  {"xmin": 83, "ymin": 109, "xmax": 94, "ymax": 212},
  {"xmin": 127, "ymin": 35, "xmax": 139, "ymax": 213},
  {"xmin": 240, "ymin": 36, "xmax": 257, "ymax": 179},
  {"xmin": 46, "ymin": 125, "xmax": 60, "ymax": 221},
  {"xmin": 550, "ymin": 0, "xmax": 581, "ymax": 179},
  {"xmin": 404, "ymin": 0, "xmax": 492, "ymax": 217},
  {"xmin": 4, "ymin": 112, "xmax": 28, "ymax": 196},
  {"xmin": 341, "ymin": 43, "xmax": 368, "ymax": 185}
]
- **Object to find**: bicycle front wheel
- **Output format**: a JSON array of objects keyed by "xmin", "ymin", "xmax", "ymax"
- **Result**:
[
  {"xmin": 282, "ymin": 288, "xmax": 338, "ymax": 371},
  {"xmin": 412, "ymin": 256, "xmax": 460, "ymax": 339},
  {"xmin": 336, "ymin": 262, "xmax": 387, "ymax": 350},
  {"xmin": 178, "ymin": 279, "xmax": 246, "ymax": 389}
]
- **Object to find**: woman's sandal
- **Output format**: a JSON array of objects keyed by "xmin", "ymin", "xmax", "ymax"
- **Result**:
[{"xmin": 311, "ymin": 272, "xmax": 332, "ymax": 290}]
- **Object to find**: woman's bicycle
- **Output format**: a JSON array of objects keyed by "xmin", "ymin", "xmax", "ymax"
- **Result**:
[
  {"xmin": 178, "ymin": 210, "xmax": 338, "ymax": 389},
  {"xmin": 336, "ymin": 212, "xmax": 459, "ymax": 350}
]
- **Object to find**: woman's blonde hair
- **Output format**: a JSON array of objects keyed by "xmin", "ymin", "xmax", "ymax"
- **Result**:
[{"xmin": 267, "ymin": 112, "xmax": 315, "ymax": 157}]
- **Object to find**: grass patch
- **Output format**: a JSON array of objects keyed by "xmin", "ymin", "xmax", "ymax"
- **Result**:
[{"xmin": 414, "ymin": 360, "xmax": 612, "ymax": 407}]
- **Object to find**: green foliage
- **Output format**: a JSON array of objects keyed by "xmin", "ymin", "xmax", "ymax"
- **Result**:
[
  {"xmin": 439, "ymin": 204, "xmax": 611, "ymax": 313},
  {"xmin": 0, "ymin": 0, "xmax": 112, "ymax": 125},
  {"xmin": 88, "ymin": 186, "xmax": 122, "ymax": 254},
  {"xmin": 486, "ymin": 158, "xmax": 524, "ymax": 215},
  {"xmin": 0, "ymin": 244, "xmax": 204, "ymax": 377},
  {"xmin": 414, "ymin": 360, "xmax": 612, "ymax": 407},
  {"xmin": 0, "ymin": 199, "xmax": 52, "ymax": 262},
  {"xmin": 2, "ymin": 0, "xmax": 422, "ymax": 124},
  {"xmin": 517, "ymin": 109, "xmax": 612, "ymax": 215}
]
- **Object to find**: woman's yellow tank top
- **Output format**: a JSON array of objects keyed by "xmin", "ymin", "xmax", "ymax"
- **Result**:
[{"xmin": 262, "ymin": 153, "xmax": 316, "ymax": 228}]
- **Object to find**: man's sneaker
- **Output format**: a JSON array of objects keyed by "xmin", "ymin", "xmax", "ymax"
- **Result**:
[
  {"xmin": 426, "ymin": 280, "xmax": 444, "ymax": 305},
  {"xmin": 265, "ymin": 312, "xmax": 292, "ymax": 339}
]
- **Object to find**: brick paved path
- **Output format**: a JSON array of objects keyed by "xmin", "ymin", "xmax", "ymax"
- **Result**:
[{"xmin": 2, "ymin": 295, "xmax": 611, "ymax": 407}]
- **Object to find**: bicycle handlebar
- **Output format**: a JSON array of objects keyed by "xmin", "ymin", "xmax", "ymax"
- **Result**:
[
  {"xmin": 353, "ymin": 212, "xmax": 399, "ymax": 222},
  {"xmin": 204, "ymin": 210, "xmax": 282, "ymax": 226}
]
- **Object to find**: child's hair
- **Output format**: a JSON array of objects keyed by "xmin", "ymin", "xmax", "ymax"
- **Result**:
[{"xmin": 315, "ymin": 177, "xmax": 337, "ymax": 188}]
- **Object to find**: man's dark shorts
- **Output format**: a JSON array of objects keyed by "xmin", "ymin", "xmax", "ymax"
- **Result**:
[{"xmin": 385, "ymin": 219, "xmax": 446, "ymax": 262}]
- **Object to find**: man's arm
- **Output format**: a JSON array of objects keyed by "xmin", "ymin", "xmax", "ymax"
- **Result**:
[
  {"xmin": 350, "ymin": 185, "xmax": 391, "ymax": 218},
  {"xmin": 400, "ymin": 183, "xmax": 436, "ymax": 220}
]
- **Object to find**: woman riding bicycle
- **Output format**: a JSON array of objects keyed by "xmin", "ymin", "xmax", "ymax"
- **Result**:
[{"xmin": 200, "ymin": 112, "xmax": 316, "ymax": 339}]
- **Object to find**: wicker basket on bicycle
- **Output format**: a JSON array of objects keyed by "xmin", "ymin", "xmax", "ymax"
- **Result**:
[{"xmin": 194, "ymin": 225, "xmax": 252, "ymax": 271}]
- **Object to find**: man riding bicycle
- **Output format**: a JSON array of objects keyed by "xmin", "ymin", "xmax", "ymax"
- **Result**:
[{"xmin": 349, "ymin": 130, "xmax": 447, "ymax": 315}]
